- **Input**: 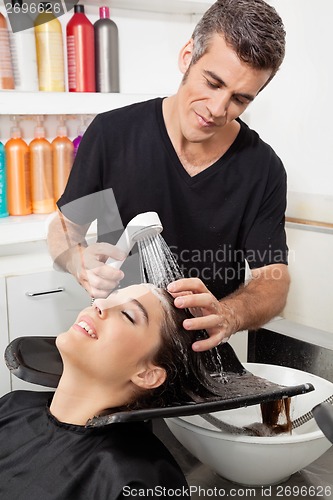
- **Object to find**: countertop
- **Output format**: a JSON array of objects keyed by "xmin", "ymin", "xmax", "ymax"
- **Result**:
[{"xmin": 153, "ymin": 419, "xmax": 333, "ymax": 500}]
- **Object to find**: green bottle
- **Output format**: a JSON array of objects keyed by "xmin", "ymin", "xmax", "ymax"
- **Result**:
[{"xmin": 0, "ymin": 140, "xmax": 9, "ymax": 217}]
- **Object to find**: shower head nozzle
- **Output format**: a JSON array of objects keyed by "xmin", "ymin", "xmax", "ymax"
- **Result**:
[
  {"xmin": 128, "ymin": 211, "xmax": 163, "ymax": 242},
  {"xmin": 106, "ymin": 211, "xmax": 163, "ymax": 269}
]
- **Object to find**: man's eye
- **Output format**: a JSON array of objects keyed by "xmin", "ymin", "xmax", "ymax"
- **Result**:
[
  {"xmin": 205, "ymin": 78, "xmax": 220, "ymax": 89},
  {"xmin": 233, "ymin": 96, "xmax": 248, "ymax": 105},
  {"xmin": 122, "ymin": 311, "xmax": 135, "ymax": 324}
]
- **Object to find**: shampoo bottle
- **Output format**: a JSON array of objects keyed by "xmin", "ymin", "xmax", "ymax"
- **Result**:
[
  {"xmin": 34, "ymin": 3, "xmax": 65, "ymax": 91},
  {"xmin": 94, "ymin": 6, "xmax": 120, "ymax": 93},
  {"xmin": 0, "ymin": 12, "xmax": 15, "ymax": 90},
  {"xmin": 52, "ymin": 117, "xmax": 74, "ymax": 201},
  {"xmin": 66, "ymin": 4, "xmax": 95, "ymax": 92},
  {"xmin": 30, "ymin": 116, "xmax": 55, "ymax": 214},
  {"xmin": 5, "ymin": 118, "xmax": 32, "ymax": 215},
  {"xmin": 0, "ymin": 140, "xmax": 9, "ymax": 218},
  {"xmin": 9, "ymin": 0, "xmax": 39, "ymax": 91}
]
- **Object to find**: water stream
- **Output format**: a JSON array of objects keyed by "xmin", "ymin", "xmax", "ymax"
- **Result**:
[{"xmin": 137, "ymin": 233, "xmax": 226, "ymax": 376}]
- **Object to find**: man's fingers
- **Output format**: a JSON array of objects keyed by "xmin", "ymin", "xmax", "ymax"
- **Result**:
[
  {"xmin": 168, "ymin": 277, "xmax": 208, "ymax": 294},
  {"xmin": 174, "ymin": 292, "xmax": 219, "ymax": 312},
  {"xmin": 183, "ymin": 314, "xmax": 221, "ymax": 331},
  {"xmin": 192, "ymin": 334, "xmax": 228, "ymax": 352}
]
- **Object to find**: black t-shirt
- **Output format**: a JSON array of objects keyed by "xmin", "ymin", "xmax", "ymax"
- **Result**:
[
  {"xmin": 0, "ymin": 391, "xmax": 189, "ymax": 500},
  {"xmin": 58, "ymin": 98, "xmax": 288, "ymax": 299}
]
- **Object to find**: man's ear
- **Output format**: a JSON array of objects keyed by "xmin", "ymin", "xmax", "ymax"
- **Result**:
[
  {"xmin": 178, "ymin": 39, "xmax": 194, "ymax": 74},
  {"xmin": 132, "ymin": 365, "xmax": 166, "ymax": 390}
]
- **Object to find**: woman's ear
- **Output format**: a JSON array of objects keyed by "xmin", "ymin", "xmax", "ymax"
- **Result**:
[
  {"xmin": 178, "ymin": 39, "xmax": 194, "ymax": 74},
  {"xmin": 132, "ymin": 365, "xmax": 166, "ymax": 390}
]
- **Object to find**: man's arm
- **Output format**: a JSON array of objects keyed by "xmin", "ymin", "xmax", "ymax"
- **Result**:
[
  {"xmin": 47, "ymin": 210, "xmax": 90, "ymax": 273},
  {"xmin": 47, "ymin": 210, "xmax": 125, "ymax": 298},
  {"xmin": 167, "ymin": 264, "xmax": 290, "ymax": 351}
]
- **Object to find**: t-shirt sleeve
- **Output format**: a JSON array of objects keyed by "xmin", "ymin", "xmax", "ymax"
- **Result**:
[{"xmin": 245, "ymin": 156, "xmax": 288, "ymax": 269}]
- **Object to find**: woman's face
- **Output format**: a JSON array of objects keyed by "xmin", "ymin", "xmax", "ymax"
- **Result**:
[{"xmin": 56, "ymin": 284, "xmax": 166, "ymax": 389}]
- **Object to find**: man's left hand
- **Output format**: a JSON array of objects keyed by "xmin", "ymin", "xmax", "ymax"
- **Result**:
[{"xmin": 167, "ymin": 278, "xmax": 239, "ymax": 351}]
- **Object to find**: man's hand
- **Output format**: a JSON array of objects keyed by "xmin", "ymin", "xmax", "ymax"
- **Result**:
[
  {"xmin": 67, "ymin": 242, "xmax": 126, "ymax": 298},
  {"xmin": 167, "ymin": 278, "xmax": 239, "ymax": 351},
  {"xmin": 47, "ymin": 210, "xmax": 126, "ymax": 299},
  {"xmin": 168, "ymin": 264, "xmax": 290, "ymax": 352}
]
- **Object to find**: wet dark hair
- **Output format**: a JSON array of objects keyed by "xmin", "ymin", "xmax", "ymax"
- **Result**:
[
  {"xmin": 114, "ymin": 288, "xmax": 292, "ymax": 437},
  {"xmin": 190, "ymin": 0, "xmax": 286, "ymax": 86},
  {"xmin": 124, "ymin": 289, "xmax": 226, "ymax": 411}
]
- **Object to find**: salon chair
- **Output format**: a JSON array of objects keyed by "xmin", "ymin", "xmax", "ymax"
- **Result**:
[{"xmin": 4, "ymin": 335, "xmax": 315, "ymax": 426}]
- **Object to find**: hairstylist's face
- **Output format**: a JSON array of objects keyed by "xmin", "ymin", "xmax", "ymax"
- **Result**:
[
  {"xmin": 57, "ymin": 284, "xmax": 165, "ymax": 389},
  {"xmin": 177, "ymin": 33, "xmax": 272, "ymax": 143}
]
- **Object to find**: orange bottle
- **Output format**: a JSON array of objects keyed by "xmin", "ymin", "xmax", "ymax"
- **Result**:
[
  {"xmin": 52, "ymin": 118, "xmax": 74, "ymax": 201},
  {"xmin": 0, "ymin": 12, "xmax": 15, "ymax": 89},
  {"xmin": 30, "ymin": 117, "xmax": 55, "ymax": 214},
  {"xmin": 5, "ymin": 121, "xmax": 32, "ymax": 215}
]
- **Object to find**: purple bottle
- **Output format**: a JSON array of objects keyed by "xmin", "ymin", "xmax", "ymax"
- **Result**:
[{"xmin": 72, "ymin": 118, "xmax": 87, "ymax": 157}]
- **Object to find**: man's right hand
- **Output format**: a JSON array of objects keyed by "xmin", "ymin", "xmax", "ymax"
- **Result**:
[
  {"xmin": 67, "ymin": 242, "xmax": 126, "ymax": 298},
  {"xmin": 47, "ymin": 210, "xmax": 126, "ymax": 299}
]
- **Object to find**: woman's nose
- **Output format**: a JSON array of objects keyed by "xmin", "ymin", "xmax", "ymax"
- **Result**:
[{"xmin": 93, "ymin": 299, "xmax": 107, "ymax": 317}]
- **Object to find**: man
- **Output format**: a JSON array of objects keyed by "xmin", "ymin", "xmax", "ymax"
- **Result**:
[{"xmin": 47, "ymin": 0, "xmax": 290, "ymax": 352}]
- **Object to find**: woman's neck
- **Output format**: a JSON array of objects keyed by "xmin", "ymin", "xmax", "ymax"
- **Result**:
[{"xmin": 49, "ymin": 374, "xmax": 130, "ymax": 426}]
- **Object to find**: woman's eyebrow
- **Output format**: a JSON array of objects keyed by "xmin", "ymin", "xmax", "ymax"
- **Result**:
[{"xmin": 130, "ymin": 298, "xmax": 149, "ymax": 324}]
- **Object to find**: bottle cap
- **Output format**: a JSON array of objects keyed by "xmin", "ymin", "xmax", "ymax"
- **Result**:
[
  {"xmin": 10, "ymin": 126, "xmax": 21, "ymax": 139},
  {"xmin": 35, "ymin": 126, "xmax": 45, "ymax": 138},
  {"xmin": 74, "ymin": 4, "xmax": 85, "ymax": 13},
  {"xmin": 99, "ymin": 6, "xmax": 110, "ymax": 19},
  {"xmin": 57, "ymin": 125, "xmax": 67, "ymax": 137}
]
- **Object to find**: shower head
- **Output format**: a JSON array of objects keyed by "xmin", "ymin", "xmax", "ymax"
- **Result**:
[
  {"xmin": 106, "ymin": 211, "xmax": 163, "ymax": 269},
  {"xmin": 127, "ymin": 211, "xmax": 163, "ymax": 242}
]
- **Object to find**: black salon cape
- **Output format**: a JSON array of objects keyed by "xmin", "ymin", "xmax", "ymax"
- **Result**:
[{"xmin": 0, "ymin": 391, "xmax": 190, "ymax": 500}]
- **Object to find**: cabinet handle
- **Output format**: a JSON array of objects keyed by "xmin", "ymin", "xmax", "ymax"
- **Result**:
[{"xmin": 26, "ymin": 287, "xmax": 65, "ymax": 297}]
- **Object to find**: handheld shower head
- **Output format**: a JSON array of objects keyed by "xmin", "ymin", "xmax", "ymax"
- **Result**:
[{"xmin": 106, "ymin": 211, "xmax": 163, "ymax": 269}]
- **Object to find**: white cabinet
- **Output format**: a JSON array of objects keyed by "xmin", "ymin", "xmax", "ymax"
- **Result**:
[
  {"xmin": 1, "ymin": 268, "xmax": 90, "ymax": 394},
  {"xmin": 7, "ymin": 270, "xmax": 89, "ymax": 339}
]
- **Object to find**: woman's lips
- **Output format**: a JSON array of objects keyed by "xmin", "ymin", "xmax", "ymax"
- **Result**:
[{"xmin": 73, "ymin": 316, "xmax": 98, "ymax": 339}]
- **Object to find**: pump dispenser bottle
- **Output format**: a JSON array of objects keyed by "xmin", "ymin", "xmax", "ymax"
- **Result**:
[
  {"xmin": 0, "ymin": 140, "xmax": 8, "ymax": 217},
  {"xmin": 0, "ymin": 12, "xmax": 15, "ymax": 90},
  {"xmin": 30, "ymin": 116, "xmax": 55, "ymax": 214},
  {"xmin": 34, "ymin": 3, "xmax": 65, "ymax": 91},
  {"xmin": 52, "ymin": 117, "xmax": 74, "ymax": 201},
  {"xmin": 73, "ymin": 115, "xmax": 87, "ymax": 156},
  {"xmin": 94, "ymin": 6, "xmax": 120, "ymax": 93},
  {"xmin": 5, "ymin": 118, "xmax": 32, "ymax": 215},
  {"xmin": 66, "ymin": 4, "xmax": 95, "ymax": 92}
]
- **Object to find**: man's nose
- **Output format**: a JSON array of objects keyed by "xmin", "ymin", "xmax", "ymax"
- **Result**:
[{"xmin": 207, "ymin": 92, "xmax": 230, "ymax": 118}]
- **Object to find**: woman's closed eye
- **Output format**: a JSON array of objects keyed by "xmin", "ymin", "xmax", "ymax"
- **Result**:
[{"xmin": 122, "ymin": 310, "xmax": 135, "ymax": 324}]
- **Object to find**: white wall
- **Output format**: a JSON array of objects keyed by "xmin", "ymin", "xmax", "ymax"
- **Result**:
[
  {"xmin": 249, "ymin": 0, "xmax": 333, "ymax": 222},
  {"xmin": 243, "ymin": 1, "xmax": 333, "ymax": 334},
  {"xmin": 285, "ymin": 225, "xmax": 333, "ymax": 334}
]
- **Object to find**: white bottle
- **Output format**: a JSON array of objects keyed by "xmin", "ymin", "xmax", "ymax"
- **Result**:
[{"xmin": 9, "ymin": 20, "xmax": 39, "ymax": 91}]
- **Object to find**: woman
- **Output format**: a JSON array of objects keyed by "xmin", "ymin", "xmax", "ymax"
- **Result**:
[{"xmin": 0, "ymin": 283, "xmax": 219, "ymax": 500}]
